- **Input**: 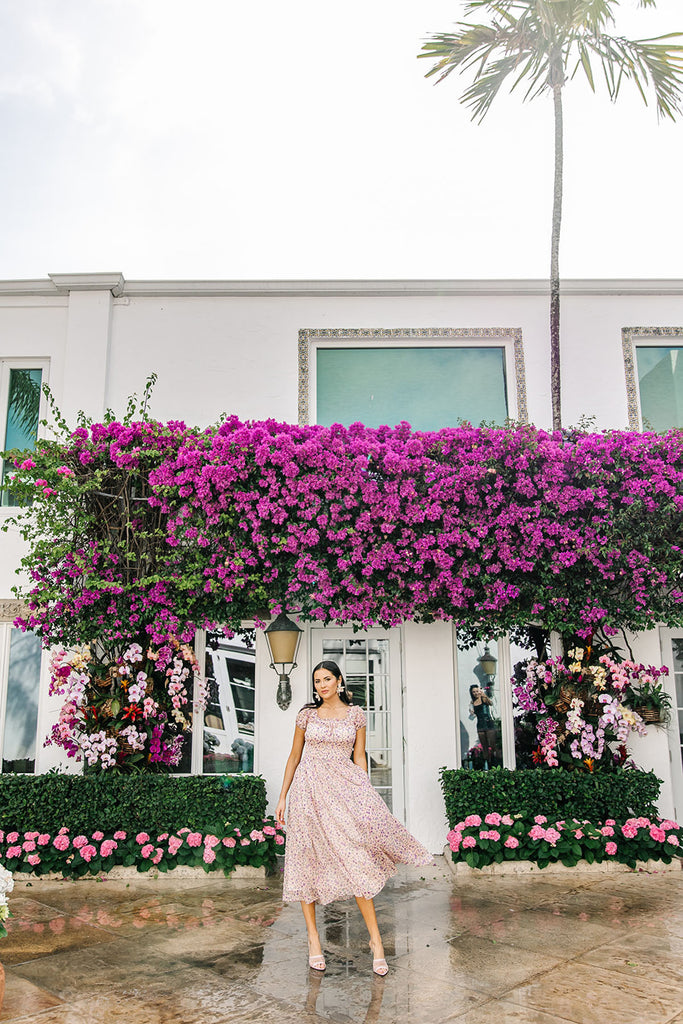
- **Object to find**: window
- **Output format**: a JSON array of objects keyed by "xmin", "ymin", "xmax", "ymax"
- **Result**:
[
  {"xmin": 1, "ymin": 361, "xmax": 47, "ymax": 507},
  {"xmin": 455, "ymin": 631, "xmax": 543, "ymax": 771},
  {"xmin": 299, "ymin": 329, "xmax": 527, "ymax": 428},
  {"xmin": 622, "ymin": 328, "xmax": 683, "ymax": 430},
  {"xmin": 0, "ymin": 625, "xmax": 42, "ymax": 773},
  {"xmin": 200, "ymin": 631, "xmax": 256, "ymax": 774}
]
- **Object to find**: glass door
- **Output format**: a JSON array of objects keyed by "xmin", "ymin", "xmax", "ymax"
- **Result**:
[{"xmin": 310, "ymin": 628, "xmax": 404, "ymax": 819}]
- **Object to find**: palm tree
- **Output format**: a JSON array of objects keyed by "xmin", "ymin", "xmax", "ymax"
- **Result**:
[{"xmin": 420, "ymin": 1, "xmax": 683, "ymax": 430}]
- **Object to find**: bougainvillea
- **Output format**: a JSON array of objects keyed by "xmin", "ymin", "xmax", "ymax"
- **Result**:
[
  {"xmin": 4, "ymin": 394, "xmax": 683, "ymax": 648},
  {"xmin": 511, "ymin": 644, "xmax": 666, "ymax": 770},
  {"xmin": 45, "ymin": 638, "xmax": 207, "ymax": 773}
]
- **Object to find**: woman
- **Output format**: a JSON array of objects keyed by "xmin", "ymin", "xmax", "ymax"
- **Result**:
[
  {"xmin": 276, "ymin": 660, "xmax": 433, "ymax": 976},
  {"xmin": 469, "ymin": 683, "xmax": 498, "ymax": 767}
]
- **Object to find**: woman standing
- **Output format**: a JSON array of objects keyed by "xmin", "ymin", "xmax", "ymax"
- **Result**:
[
  {"xmin": 275, "ymin": 660, "xmax": 433, "ymax": 976},
  {"xmin": 469, "ymin": 683, "xmax": 499, "ymax": 768}
]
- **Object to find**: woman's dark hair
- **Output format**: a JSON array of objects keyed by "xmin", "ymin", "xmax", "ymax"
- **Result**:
[
  {"xmin": 469, "ymin": 684, "xmax": 479, "ymax": 701},
  {"xmin": 301, "ymin": 660, "xmax": 353, "ymax": 709}
]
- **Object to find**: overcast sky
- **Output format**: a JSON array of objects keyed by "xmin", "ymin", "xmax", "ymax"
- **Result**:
[{"xmin": 0, "ymin": 0, "xmax": 681, "ymax": 281}]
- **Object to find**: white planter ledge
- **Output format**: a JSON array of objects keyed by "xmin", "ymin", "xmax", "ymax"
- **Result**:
[
  {"xmin": 443, "ymin": 846, "xmax": 683, "ymax": 877},
  {"xmin": 14, "ymin": 864, "xmax": 266, "ymax": 883}
]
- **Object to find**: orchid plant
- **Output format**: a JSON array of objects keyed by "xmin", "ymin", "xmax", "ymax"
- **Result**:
[
  {"xmin": 46, "ymin": 638, "xmax": 207, "ymax": 772},
  {"xmin": 512, "ymin": 645, "xmax": 666, "ymax": 770}
]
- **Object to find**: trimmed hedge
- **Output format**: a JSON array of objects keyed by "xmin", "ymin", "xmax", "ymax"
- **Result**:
[
  {"xmin": 440, "ymin": 767, "xmax": 661, "ymax": 826},
  {"xmin": 0, "ymin": 773, "xmax": 267, "ymax": 835}
]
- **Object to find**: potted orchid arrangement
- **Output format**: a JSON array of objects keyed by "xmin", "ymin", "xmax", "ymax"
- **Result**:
[
  {"xmin": 46, "ymin": 637, "xmax": 208, "ymax": 772},
  {"xmin": 512, "ymin": 645, "xmax": 664, "ymax": 771}
]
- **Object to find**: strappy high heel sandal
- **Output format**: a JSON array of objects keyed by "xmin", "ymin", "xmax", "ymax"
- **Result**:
[
  {"xmin": 369, "ymin": 940, "xmax": 388, "ymax": 976},
  {"xmin": 308, "ymin": 938, "xmax": 326, "ymax": 972}
]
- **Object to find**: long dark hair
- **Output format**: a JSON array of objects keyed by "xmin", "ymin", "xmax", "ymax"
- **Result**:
[{"xmin": 301, "ymin": 660, "xmax": 353, "ymax": 709}]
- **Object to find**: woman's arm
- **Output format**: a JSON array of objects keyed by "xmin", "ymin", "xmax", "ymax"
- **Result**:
[
  {"xmin": 352, "ymin": 726, "xmax": 367, "ymax": 772},
  {"xmin": 274, "ymin": 725, "xmax": 306, "ymax": 826}
]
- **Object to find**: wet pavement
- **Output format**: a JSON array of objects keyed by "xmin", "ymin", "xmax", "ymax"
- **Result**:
[{"xmin": 1, "ymin": 857, "xmax": 682, "ymax": 1023}]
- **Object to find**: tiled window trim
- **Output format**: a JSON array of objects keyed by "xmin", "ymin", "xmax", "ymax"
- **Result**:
[
  {"xmin": 298, "ymin": 327, "xmax": 527, "ymax": 427},
  {"xmin": 622, "ymin": 327, "xmax": 683, "ymax": 430}
]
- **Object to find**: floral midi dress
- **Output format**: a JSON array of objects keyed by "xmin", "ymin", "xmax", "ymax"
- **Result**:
[{"xmin": 282, "ymin": 704, "xmax": 433, "ymax": 905}]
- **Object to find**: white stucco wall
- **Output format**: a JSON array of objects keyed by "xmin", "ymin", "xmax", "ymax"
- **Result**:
[{"xmin": 2, "ymin": 274, "xmax": 683, "ymax": 838}]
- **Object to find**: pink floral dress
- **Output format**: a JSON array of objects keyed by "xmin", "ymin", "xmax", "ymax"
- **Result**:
[{"xmin": 282, "ymin": 704, "xmax": 433, "ymax": 905}]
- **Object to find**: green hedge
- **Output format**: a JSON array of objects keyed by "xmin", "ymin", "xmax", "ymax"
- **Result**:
[
  {"xmin": 440, "ymin": 767, "xmax": 661, "ymax": 826},
  {"xmin": 0, "ymin": 773, "xmax": 267, "ymax": 835}
]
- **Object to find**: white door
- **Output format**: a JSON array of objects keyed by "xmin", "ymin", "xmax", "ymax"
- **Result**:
[{"xmin": 310, "ymin": 627, "xmax": 405, "ymax": 821}]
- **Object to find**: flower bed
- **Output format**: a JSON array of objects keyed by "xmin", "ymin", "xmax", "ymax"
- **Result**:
[
  {"xmin": 446, "ymin": 813, "xmax": 683, "ymax": 870},
  {"xmin": 0, "ymin": 820, "xmax": 285, "ymax": 879}
]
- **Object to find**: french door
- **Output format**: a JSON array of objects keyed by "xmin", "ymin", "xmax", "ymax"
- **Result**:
[
  {"xmin": 659, "ymin": 628, "xmax": 683, "ymax": 822},
  {"xmin": 310, "ymin": 627, "xmax": 404, "ymax": 821}
]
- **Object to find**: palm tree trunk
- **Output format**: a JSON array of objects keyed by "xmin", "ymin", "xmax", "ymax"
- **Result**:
[{"xmin": 550, "ymin": 81, "xmax": 563, "ymax": 431}]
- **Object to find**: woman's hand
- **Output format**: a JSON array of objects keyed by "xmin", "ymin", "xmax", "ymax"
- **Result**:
[{"xmin": 275, "ymin": 798, "xmax": 286, "ymax": 827}]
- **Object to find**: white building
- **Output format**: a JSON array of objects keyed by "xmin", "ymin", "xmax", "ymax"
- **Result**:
[{"xmin": 1, "ymin": 272, "xmax": 683, "ymax": 851}]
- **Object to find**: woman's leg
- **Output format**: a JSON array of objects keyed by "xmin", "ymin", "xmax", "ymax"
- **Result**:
[
  {"xmin": 301, "ymin": 900, "xmax": 322, "ymax": 956},
  {"xmin": 355, "ymin": 895, "xmax": 384, "ymax": 958}
]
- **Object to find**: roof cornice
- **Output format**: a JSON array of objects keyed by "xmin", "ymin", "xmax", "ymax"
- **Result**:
[{"xmin": 0, "ymin": 275, "xmax": 683, "ymax": 299}]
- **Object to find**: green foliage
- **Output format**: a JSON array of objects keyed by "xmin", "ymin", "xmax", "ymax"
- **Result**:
[
  {"xmin": 440, "ymin": 766, "xmax": 661, "ymax": 826},
  {"xmin": 0, "ymin": 772, "xmax": 267, "ymax": 835}
]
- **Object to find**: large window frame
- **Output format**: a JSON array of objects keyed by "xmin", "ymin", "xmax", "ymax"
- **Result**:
[
  {"xmin": 622, "ymin": 327, "xmax": 683, "ymax": 430},
  {"xmin": 298, "ymin": 328, "xmax": 528, "ymax": 427},
  {"xmin": 0, "ymin": 618, "xmax": 46, "ymax": 774},
  {"xmin": 0, "ymin": 357, "xmax": 50, "ymax": 513}
]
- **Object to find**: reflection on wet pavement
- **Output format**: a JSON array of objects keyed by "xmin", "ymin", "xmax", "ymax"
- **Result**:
[{"xmin": 1, "ymin": 859, "xmax": 682, "ymax": 1023}]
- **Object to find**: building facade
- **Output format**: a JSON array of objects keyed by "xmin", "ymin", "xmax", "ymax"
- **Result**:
[{"xmin": 1, "ymin": 272, "xmax": 683, "ymax": 851}]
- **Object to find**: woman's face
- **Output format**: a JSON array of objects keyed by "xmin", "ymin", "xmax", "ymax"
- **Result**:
[{"xmin": 314, "ymin": 667, "xmax": 340, "ymax": 700}]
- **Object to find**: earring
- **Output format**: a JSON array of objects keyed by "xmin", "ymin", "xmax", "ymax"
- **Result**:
[{"xmin": 337, "ymin": 683, "xmax": 342, "ymax": 694}]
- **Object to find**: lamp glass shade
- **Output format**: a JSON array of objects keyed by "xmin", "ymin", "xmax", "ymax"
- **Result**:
[
  {"xmin": 264, "ymin": 612, "xmax": 302, "ymax": 668},
  {"xmin": 478, "ymin": 648, "xmax": 497, "ymax": 677}
]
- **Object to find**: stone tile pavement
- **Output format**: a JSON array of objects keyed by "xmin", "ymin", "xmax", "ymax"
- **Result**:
[{"xmin": 1, "ymin": 857, "xmax": 682, "ymax": 1023}]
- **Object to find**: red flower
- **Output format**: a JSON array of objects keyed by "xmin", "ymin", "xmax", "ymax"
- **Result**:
[
  {"xmin": 531, "ymin": 747, "xmax": 543, "ymax": 765},
  {"xmin": 122, "ymin": 703, "xmax": 142, "ymax": 721}
]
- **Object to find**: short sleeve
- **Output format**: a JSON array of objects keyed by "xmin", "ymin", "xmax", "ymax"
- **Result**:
[
  {"xmin": 352, "ymin": 705, "xmax": 366, "ymax": 731},
  {"xmin": 296, "ymin": 707, "xmax": 310, "ymax": 731}
]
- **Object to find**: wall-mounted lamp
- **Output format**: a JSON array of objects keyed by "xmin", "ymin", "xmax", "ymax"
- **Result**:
[
  {"xmin": 264, "ymin": 612, "xmax": 303, "ymax": 710},
  {"xmin": 478, "ymin": 646, "xmax": 497, "ymax": 680}
]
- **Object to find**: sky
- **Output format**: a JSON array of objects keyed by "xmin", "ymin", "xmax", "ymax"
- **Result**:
[{"xmin": 0, "ymin": 0, "xmax": 681, "ymax": 282}]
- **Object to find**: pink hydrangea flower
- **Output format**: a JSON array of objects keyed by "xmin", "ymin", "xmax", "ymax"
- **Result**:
[
  {"xmin": 24, "ymin": 831, "xmax": 40, "ymax": 840},
  {"xmin": 187, "ymin": 832, "xmax": 202, "ymax": 848},
  {"xmin": 529, "ymin": 825, "xmax": 546, "ymax": 841},
  {"xmin": 574, "ymin": 829, "xmax": 584, "ymax": 839},
  {"xmin": 600, "ymin": 826, "xmax": 615, "ymax": 836},
  {"xmin": 249, "ymin": 830, "xmax": 265, "ymax": 842},
  {"xmin": 38, "ymin": 834, "xmax": 50, "ymax": 846},
  {"xmin": 100, "ymin": 840, "xmax": 117, "ymax": 857},
  {"xmin": 504, "ymin": 836, "xmax": 519, "ymax": 849},
  {"xmin": 484, "ymin": 813, "xmax": 501, "ymax": 826},
  {"xmin": 80, "ymin": 844, "xmax": 97, "ymax": 862},
  {"xmin": 660, "ymin": 820, "xmax": 678, "ymax": 831},
  {"xmin": 168, "ymin": 836, "xmax": 183, "ymax": 855},
  {"xmin": 666, "ymin": 835, "xmax": 680, "ymax": 847},
  {"xmin": 649, "ymin": 826, "xmax": 666, "ymax": 843},
  {"xmin": 22, "ymin": 840, "xmax": 37, "ymax": 852},
  {"xmin": 605, "ymin": 819, "xmax": 616, "ymax": 826},
  {"xmin": 53, "ymin": 835, "xmax": 70, "ymax": 851},
  {"xmin": 464, "ymin": 815, "xmax": 482, "ymax": 827},
  {"xmin": 462, "ymin": 836, "xmax": 476, "ymax": 849},
  {"xmin": 135, "ymin": 832, "xmax": 150, "ymax": 845},
  {"xmin": 203, "ymin": 835, "xmax": 220, "ymax": 849},
  {"xmin": 6, "ymin": 845, "xmax": 22, "ymax": 858},
  {"xmin": 92, "ymin": 831, "xmax": 104, "ymax": 842},
  {"xmin": 621, "ymin": 823, "xmax": 638, "ymax": 839},
  {"xmin": 544, "ymin": 828, "xmax": 561, "ymax": 847},
  {"xmin": 152, "ymin": 848, "xmax": 163, "ymax": 865},
  {"xmin": 240, "ymin": 838, "xmax": 251, "ymax": 846},
  {"xmin": 605, "ymin": 842, "xmax": 617, "ymax": 855},
  {"xmin": 222, "ymin": 837, "xmax": 237, "ymax": 848},
  {"xmin": 203, "ymin": 848, "xmax": 216, "ymax": 864},
  {"xmin": 534, "ymin": 815, "xmax": 547, "ymax": 824},
  {"xmin": 6, "ymin": 832, "xmax": 19, "ymax": 844},
  {"xmin": 141, "ymin": 843, "xmax": 154, "ymax": 859},
  {"xmin": 27, "ymin": 854, "xmax": 41, "ymax": 866},
  {"xmin": 500, "ymin": 815, "xmax": 514, "ymax": 826},
  {"xmin": 263, "ymin": 826, "xmax": 276, "ymax": 836},
  {"xmin": 274, "ymin": 835, "xmax": 285, "ymax": 846},
  {"xmin": 72, "ymin": 835, "xmax": 88, "ymax": 849}
]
